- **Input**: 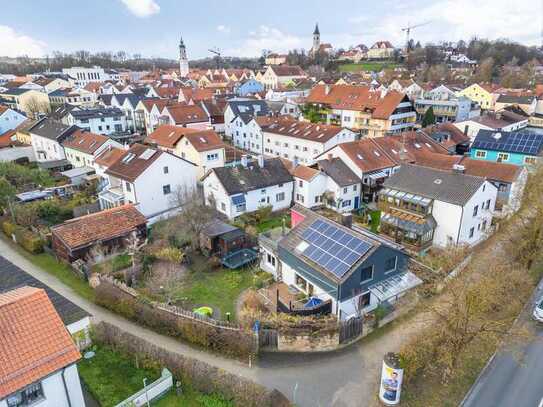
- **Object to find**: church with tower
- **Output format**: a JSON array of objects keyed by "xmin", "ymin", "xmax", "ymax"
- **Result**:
[
  {"xmin": 179, "ymin": 36, "xmax": 189, "ymax": 77},
  {"xmin": 309, "ymin": 23, "xmax": 333, "ymax": 56}
]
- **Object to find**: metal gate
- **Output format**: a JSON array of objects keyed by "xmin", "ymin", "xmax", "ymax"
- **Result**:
[
  {"xmin": 339, "ymin": 316, "xmax": 363, "ymax": 344},
  {"xmin": 259, "ymin": 328, "xmax": 278, "ymax": 350}
]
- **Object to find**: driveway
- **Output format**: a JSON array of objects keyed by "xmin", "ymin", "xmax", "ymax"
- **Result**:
[{"xmin": 0, "ymin": 238, "xmax": 423, "ymax": 407}]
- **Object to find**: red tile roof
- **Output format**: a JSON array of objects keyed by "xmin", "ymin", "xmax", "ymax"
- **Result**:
[
  {"xmin": 140, "ymin": 98, "xmax": 177, "ymax": 113},
  {"xmin": 179, "ymin": 87, "xmax": 214, "ymax": 103},
  {"xmin": 334, "ymin": 139, "xmax": 397, "ymax": 172},
  {"xmin": 84, "ymin": 82, "xmax": 101, "ymax": 93},
  {"xmin": 51, "ymin": 204, "xmax": 146, "ymax": 250},
  {"xmin": 0, "ymin": 287, "xmax": 81, "ymax": 399},
  {"xmin": 106, "ymin": 143, "xmax": 163, "ymax": 182},
  {"xmin": 280, "ymin": 158, "xmax": 321, "ymax": 181},
  {"xmin": 95, "ymin": 146, "xmax": 125, "ymax": 168},
  {"xmin": 184, "ymin": 130, "xmax": 224, "ymax": 152},
  {"xmin": 155, "ymin": 86, "xmax": 181, "ymax": 99},
  {"xmin": 146, "ymin": 125, "xmax": 200, "ymax": 149},
  {"xmin": 62, "ymin": 130, "xmax": 109, "ymax": 154},
  {"xmin": 271, "ymin": 65, "xmax": 307, "ymax": 77},
  {"xmin": 258, "ymin": 116, "xmax": 347, "ymax": 143},
  {"xmin": 164, "ymin": 104, "xmax": 209, "ymax": 125}
]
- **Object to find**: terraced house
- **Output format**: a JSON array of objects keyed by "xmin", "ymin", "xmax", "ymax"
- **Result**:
[{"xmin": 305, "ymin": 84, "xmax": 416, "ymax": 137}]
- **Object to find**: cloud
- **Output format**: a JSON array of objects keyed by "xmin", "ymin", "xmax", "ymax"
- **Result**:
[
  {"xmin": 0, "ymin": 26, "xmax": 46, "ymax": 57},
  {"xmin": 217, "ymin": 25, "xmax": 231, "ymax": 34},
  {"xmin": 348, "ymin": 0, "xmax": 539, "ymax": 48},
  {"xmin": 227, "ymin": 25, "xmax": 306, "ymax": 57},
  {"xmin": 120, "ymin": 0, "xmax": 160, "ymax": 18}
]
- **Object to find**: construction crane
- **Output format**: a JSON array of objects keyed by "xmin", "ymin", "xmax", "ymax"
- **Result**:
[
  {"xmin": 208, "ymin": 47, "xmax": 222, "ymax": 69},
  {"xmin": 401, "ymin": 21, "xmax": 430, "ymax": 53}
]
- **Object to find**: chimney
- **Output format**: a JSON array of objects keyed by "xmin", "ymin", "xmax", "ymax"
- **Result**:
[
  {"xmin": 341, "ymin": 213, "xmax": 353, "ymax": 229},
  {"xmin": 258, "ymin": 155, "xmax": 264, "ymax": 168},
  {"xmin": 293, "ymin": 157, "xmax": 299, "ymax": 168},
  {"xmin": 241, "ymin": 155, "xmax": 248, "ymax": 168},
  {"xmin": 463, "ymin": 125, "xmax": 469, "ymax": 136},
  {"xmin": 324, "ymin": 84, "xmax": 331, "ymax": 95},
  {"xmin": 452, "ymin": 164, "xmax": 465, "ymax": 173}
]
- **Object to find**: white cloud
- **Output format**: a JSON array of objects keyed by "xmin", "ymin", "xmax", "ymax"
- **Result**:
[
  {"xmin": 227, "ymin": 25, "xmax": 306, "ymax": 57},
  {"xmin": 0, "ymin": 26, "xmax": 46, "ymax": 57},
  {"xmin": 120, "ymin": 0, "xmax": 160, "ymax": 18},
  {"xmin": 348, "ymin": 0, "xmax": 539, "ymax": 48},
  {"xmin": 217, "ymin": 25, "xmax": 231, "ymax": 34}
]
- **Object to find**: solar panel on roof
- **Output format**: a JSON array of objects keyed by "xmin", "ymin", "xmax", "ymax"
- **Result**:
[{"xmin": 301, "ymin": 220, "xmax": 372, "ymax": 278}]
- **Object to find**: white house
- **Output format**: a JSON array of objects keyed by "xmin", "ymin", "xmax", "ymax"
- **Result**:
[
  {"xmin": 260, "ymin": 117, "xmax": 357, "ymax": 165},
  {"xmin": 62, "ymin": 130, "xmax": 122, "ymax": 168},
  {"xmin": 260, "ymin": 65, "xmax": 307, "ymax": 90},
  {"xmin": 0, "ymin": 286, "xmax": 85, "ymax": 407},
  {"xmin": 63, "ymin": 107, "xmax": 128, "ymax": 136},
  {"xmin": 109, "ymin": 94, "xmax": 144, "ymax": 132},
  {"xmin": 224, "ymin": 99, "xmax": 270, "ymax": 140},
  {"xmin": 316, "ymin": 158, "xmax": 362, "ymax": 212},
  {"xmin": 29, "ymin": 117, "xmax": 79, "ymax": 162},
  {"xmin": 62, "ymin": 66, "xmax": 107, "ymax": 86},
  {"xmin": 99, "ymin": 143, "xmax": 197, "ymax": 223},
  {"xmin": 0, "ymin": 106, "xmax": 27, "ymax": 135},
  {"xmin": 160, "ymin": 104, "xmax": 211, "ymax": 129},
  {"xmin": 380, "ymin": 164, "xmax": 497, "ymax": 248},
  {"xmin": 202, "ymin": 156, "xmax": 294, "ymax": 219},
  {"xmin": 453, "ymin": 111, "xmax": 529, "ymax": 141},
  {"xmin": 146, "ymin": 125, "xmax": 225, "ymax": 178}
]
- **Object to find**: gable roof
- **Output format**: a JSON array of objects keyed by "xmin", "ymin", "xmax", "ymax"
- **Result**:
[
  {"xmin": 333, "ymin": 139, "xmax": 397, "ymax": 172},
  {"xmin": 383, "ymin": 164, "xmax": 486, "ymax": 206},
  {"xmin": 105, "ymin": 143, "xmax": 163, "ymax": 182},
  {"xmin": 70, "ymin": 107, "xmax": 124, "ymax": 120},
  {"xmin": 496, "ymin": 94, "xmax": 536, "ymax": 105},
  {"xmin": 270, "ymin": 65, "xmax": 306, "ymax": 77},
  {"xmin": 259, "ymin": 116, "xmax": 347, "ymax": 143},
  {"xmin": 183, "ymin": 130, "xmax": 224, "ymax": 152},
  {"xmin": 0, "ymin": 286, "xmax": 81, "ymax": 399},
  {"xmin": 472, "ymin": 129, "xmax": 543, "ymax": 155},
  {"xmin": 62, "ymin": 130, "xmax": 109, "ymax": 154},
  {"xmin": 227, "ymin": 99, "xmax": 269, "ymax": 118},
  {"xmin": 28, "ymin": 117, "xmax": 79, "ymax": 142},
  {"xmin": 422, "ymin": 123, "xmax": 471, "ymax": 149},
  {"xmin": 164, "ymin": 104, "xmax": 209, "ymax": 125},
  {"xmin": 317, "ymin": 157, "xmax": 361, "ymax": 186},
  {"xmin": 51, "ymin": 204, "xmax": 146, "ymax": 250},
  {"xmin": 280, "ymin": 159, "xmax": 321, "ymax": 181},
  {"xmin": 146, "ymin": 125, "xmax": 201, "ymax": 149},
  {"xmin": 209, "ymin": 157, "xmax": 293, "ymax": 195},
  {"xmin": 94, "ymin": 146, "xmax": 125, "ymax": 168}
]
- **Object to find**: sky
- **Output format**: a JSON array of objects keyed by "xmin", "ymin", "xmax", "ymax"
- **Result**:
[{"xmin": 1, "ymin": 0, "xmax": 540, "ymax": 60}]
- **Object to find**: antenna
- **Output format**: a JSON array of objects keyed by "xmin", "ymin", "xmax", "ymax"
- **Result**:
[{"xmin": 208, "ymin": 47, "xmax": 222, "ymax": 69}]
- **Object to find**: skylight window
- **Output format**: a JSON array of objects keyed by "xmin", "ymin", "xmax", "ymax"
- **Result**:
[
  {"xmin": 357, "ymin": 154, "xmax": 363, "ymax": 160},
  {"xmin": 414, "ymin": 143, "xmax": 421, "ymax": 149},
  {"xmin": 391, "ymin": 149, "xmax": 398, "ymax": 154}
]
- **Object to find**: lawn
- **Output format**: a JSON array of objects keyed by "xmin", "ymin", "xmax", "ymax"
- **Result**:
[
  {"xmin": 91, "ymin": 253, "xmax": 132, "ymax": 274},
  {"xmin": 338, "ymin": 61, "xmax": 400, "ymax": 72},
  {"xmin": 153, "ymin": 389, "xmax": 234, "ymax": 407},
  {"xmin": 255, "ymin": 212, "xmax": 290, "ymax": 233},
  {"xmin": 0, "ymin": 234, "xmax": 95, "ymax": 301}
]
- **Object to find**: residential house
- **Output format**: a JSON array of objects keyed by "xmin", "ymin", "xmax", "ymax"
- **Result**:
[
  {"xmin": 387, "ymin": 79, "xmax": 424, "ymax": 101},
  {"xmin": 109, "ymin": 93, "xmax": 144, "ymax": 132},
  {"xmin": 259, "ymin": 116, "xmax": 357, "ymax": 164},
  {"xmin": 0, "ymin": 106, "xmax": 27, "ymax": 135},
  {"xmin": 367, "ymin": 41, "xmax": 395, "ymax": 59},
  {"xmin": 135, "ymin": 98, "xmax": 176, "ymax": 135},
  {"xmin": 275, "ymin": 205, "xmax": 419, "ymax": 319},
  {"xmin": 200, "ymin": 99, "xmax": 227, "ymax": 135},
  {"xmin": 146, "ymin": 125, "xmax": 225, "ymax": 178},
  {"xmin": 458, "ymin": 83, "xmax": 499, "ymax": 110},
  {"xmin": 235, "ymin": 79, "xmax": 265, "ymax": 96},
  {"xmin": 421, "ymin": 122, "xmax": 471, "ymax": 154},
  {"xmin": 453, "ymin": 110, "xmax": 528, "ymax": 141},
  {"xmin": 51, "ymin": 204, "xmax": 147, "ymax": 262},
  {"xmin": 62, "ymin": 66, "xmax": 107, "ymax": 86},
  {"xmin": 306, "ymin": 85, "xmax": 417, "ymax": 137},
  {"xmin": 0, "ymin": 88, "xmax": 51, "ymax": 118},
  {"xmin": 470, "ymin": 129, "xmax": 543, "ymax": 167},
  {"xmin": 63, "ymin": 107, "xmax": 127, "ymax": 136},
  {"xmin": 99, "ymin": 143, "xmax": 197, "ymax": 222},
  {"xmin": 316, "ymin": 158, "xmax": 362, "ymax": 212},
  {"xmin": 0, "ymin": 286, "xmax": 85, "ymax": 407},
  {"xmin": 494, "ymin": 94, "xmax": 537, "ymax": 115},
  {"xmin": 160, "ymin": 104, "xmax": 211, "ymax": 129},
  {"xmin": 29, "ymin": 117, "xmax": 79, "ymax": 162},
  {"xmin": 202, "ymin": 156, "xmax": 294, "ymax": 219},
  {"xmin": 267, "ymin": 100, "xmax": 301, "ymax": 118},
  {"xmin": 414, "ymin": 84, "xmax": 480, "ymax": 123},
  {"xmin": 260, "ymin": 65, "xmax": 307, "ymax": 90},
  {"xmin": 0, "ymin": 255, "xmax": 91, "ymax": 348},
  {"xmin": 62, "ymin": 130, "xmax": 122, "ymax": 168},
  {"xmin": 281, "ymin": 160, "xmax": 328, "ymax": 209},
  {"xmin": 265, "ymin": 53, "xmax": 288, "ymax": 65},
  {"xmin": 379, "ymin": 164, "xmax": 497, "ymax": 251},
  {"xmin": 224, "ymin": 99, "xmax": 270, "ymax": 140}
]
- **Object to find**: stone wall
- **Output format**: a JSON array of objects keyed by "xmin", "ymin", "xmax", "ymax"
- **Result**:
[{"xmin": 277, "ymin": 331, "xmax": 340, "ymax": 352}]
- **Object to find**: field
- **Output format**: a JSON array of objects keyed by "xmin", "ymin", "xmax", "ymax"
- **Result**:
[{"xmin": 338, "ymin": 61, "xmax": 400, "ymax": 72}]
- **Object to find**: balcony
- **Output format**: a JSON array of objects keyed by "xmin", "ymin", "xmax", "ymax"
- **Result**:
[{"xmin": 98, "ymin": 186, "xmax": 125, "ymax": 209}]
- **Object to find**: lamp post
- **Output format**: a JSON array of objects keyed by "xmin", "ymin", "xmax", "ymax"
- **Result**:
[{"xmin": 143, "ymin": 377, "xmax": 150, "ymax": 407}]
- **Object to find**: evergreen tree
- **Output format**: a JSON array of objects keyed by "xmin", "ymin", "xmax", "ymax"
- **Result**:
[{"xmin": 422, "ymin": 106, "xmax": 436, "ymax": 127}]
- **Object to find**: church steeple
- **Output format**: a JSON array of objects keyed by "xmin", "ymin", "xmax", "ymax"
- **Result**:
[
  {"xmin": 178, "ymin": 35, "xmax": 189, "ymax": 78},
  {"xmin": 312, "ymin": 23, "xmax": 321, "ymax": 54},
  {"xmin": 313, "ymin": 23, "xmax": 320, "ymax": 36}
]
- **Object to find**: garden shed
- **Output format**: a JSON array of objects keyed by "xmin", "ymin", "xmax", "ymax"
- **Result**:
[{"xmin": 200, "ymin": 219, "xmax": 249, "ymax": 258}]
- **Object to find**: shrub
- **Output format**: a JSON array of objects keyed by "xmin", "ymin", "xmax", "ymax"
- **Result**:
[
  {"xmin": 2, "ymin": 220, "xmax": 16, "ymax": 237},
  {"xmin": 13, "ymin": 227, "xmax": 44, "ymax": 254}
]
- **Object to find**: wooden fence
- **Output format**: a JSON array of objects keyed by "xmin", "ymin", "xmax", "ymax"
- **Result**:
[{"xmin": 339, "ymin": 316, "xmax": 363, "ymax": 344}]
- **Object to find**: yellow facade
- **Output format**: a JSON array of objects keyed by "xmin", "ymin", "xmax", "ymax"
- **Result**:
[{"xmin": 458, "ymin": 84, "xmax": 493, "ymax": 110}]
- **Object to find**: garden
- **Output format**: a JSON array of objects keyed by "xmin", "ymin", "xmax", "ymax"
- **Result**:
[{"xmin": 337, "ymin": 60, "xmax": 400, "ymax": 72}]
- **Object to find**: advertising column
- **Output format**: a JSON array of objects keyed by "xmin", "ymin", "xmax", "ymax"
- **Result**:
[{"xmin": 379, "ymin": 352, "xmax": 404, "ymax": 405}]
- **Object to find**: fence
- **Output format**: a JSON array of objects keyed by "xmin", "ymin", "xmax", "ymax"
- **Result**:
[
  {"xmin": 339, "ymin": 316, "xmax": 363, "ymax": 344},
  {"xmin": 115, "ymin": 368, "xmax": 173, "ymax": 407}
]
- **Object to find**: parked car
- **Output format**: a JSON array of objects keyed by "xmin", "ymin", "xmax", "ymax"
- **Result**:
[{"xmin": 533, "ymin": 298, "xmax": 543, "ymax": 322}]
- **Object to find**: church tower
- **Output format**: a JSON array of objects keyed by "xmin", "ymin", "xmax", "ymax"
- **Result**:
[
  {"xmin": 179, "ymin": 36, "xmax": 189, "ymax": 78},
  {"xmin": 312, "ymin": 23, "xmax": 320, "ymax": 54}
]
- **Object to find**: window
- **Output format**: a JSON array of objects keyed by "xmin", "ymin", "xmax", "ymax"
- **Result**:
[
  {"xmin": 360, "ymin": 266, "xmax": 373, "ymax": 283},
  {"xmin": 358, "ymin": 292, "xmax": 371, "ymax": 308},
  {"xmin": 163, "ymin": 184, "xmax": 171, "ymax": 195},
  {"xmin": 485, "ymin": 199, "xmax": 491, "ymax": 210},
  {"xmin": 314, "ymin": 195, "xmax": 321, "ymax": 203},
  {"xmin": 276, "ymin": 192, "xmax": 285, "ymax": 201},
  {"xmin": 385, "ymin": 256, "xmax": 397, "ymax": 273},
  {"xmin": 342, "ymin": 200, "xmax": 351, "ymax": 207},
  {"xmin": 163, "ymin": 166, "xmax": 169, "ymax": 174},
  {"xmin": 125, "ymin": 182, "xmax": 131, "ymax": 192},
  {"xmin": 221, "ymin": 202, "xmax": 226, "ymax": 211},
  {"xmin": 298, "ymin": 180, "xmax": 303, "ymax": 187},
  {"xmin": 236, "ymin": 203, "xmax": 246, "ymax": 212},
  {"xmin": 207, "ymin": 153, "xmax": 219, "ymax": 161},
  {"xmin": 343, "ymin": 187, "xmax": 348, "ymax": 194},
  {"xmin": 353, "ymin": 184, "xmax": 357, "ymax": 191},
  {"xmin": 469, "ymin": 227, "xmax": 474, "ymax": 238},
  {"xmin": 296, "ymin": 193, "xmax": 305, "ymax": 203},
  {"xmin": 473, "ymin": 205, "xmax": 478, "ymax": 217},
  {"xmin": 475, "ymin": 150, "xmax": 486, "ymax": 158},
  {"xmin": 98, "ymin": 125, "xmax": 103, "ymax": 131},
  {"xmin": 497, "ymin": 152, "xmax": 509, "ymax": 162},
  {"xmin": 525, "ymin": 156, "xmax": 537, "ymax": 165},
  {"xmin": 295, "ymin": 274, "xmax": 307, "ymax": 291},
  {"xmin": 266, "ymin": 253, "xmax": 276, "ymax": 266},
  {"xmin": 482, "ymin": 220, "xmax": 487, "ymax": 230},
  {"xmin": 7, "ymin": 383, "xmax": 44, "ymax": 407},
  {"xmin": 283, "ymin": 142, "xmax": 289, "ymax": 147},
  {"xmin": 261, "ymin": 189, "xmax": 266, "ymax": 194}
]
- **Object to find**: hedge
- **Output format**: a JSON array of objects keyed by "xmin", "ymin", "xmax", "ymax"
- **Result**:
[{"xmin": 2, "ymin": 220, "xmax": 44, "ymax": 254}]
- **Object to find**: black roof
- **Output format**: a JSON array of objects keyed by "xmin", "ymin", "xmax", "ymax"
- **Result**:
[
  {"xmin": 228, "ymin": 100, "xmax": 269, "ymax": 118},
  {"xmin": 317, "ymin": 158, "xmax": 361, "ymax": 187},
  {"xmin": 113, "ymin": 93, "xmax": 143, "ymax": 108},
  {"xmin": 472, "ymin": 129, "xmax": 543, "ymax": 156},
  {"xmin": 497, "ymin": 94, "xmax": 535, "ymax": 105},
  {"xmin": 28, "ymin": 117, "xmax": 79, "ymax": 142},
  {"xmin": 210, "ymin": 157, "xmax": 293, "ymax": 195},
  {"xmin": 0, "ymin": 256, "xmax": 89, "ymax": 326},
  {"xmin": 100, "ymin": 94, "xmax": 114, "ymax": 106},
  {"xmin": 70, "ymin": 107, "xmax": 124, "ymax": 120}
]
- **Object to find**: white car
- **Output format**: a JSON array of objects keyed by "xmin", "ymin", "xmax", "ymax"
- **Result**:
[{"xmin": 533, "ymin": 298, "xmax": 543, "ymax": 322}]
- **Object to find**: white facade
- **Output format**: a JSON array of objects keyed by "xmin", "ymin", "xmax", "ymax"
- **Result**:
[
  {"xmin": 0, "ymin": 108, "xmax": 27, "ymax": 134},
  {"xmin": 453, "ymin": 118, "xmax": 528, "ymax": 141},
  {"xmin": 203, "ymin": 171, "xmax": 294, "ymax": 219},
  {"xmin": 292, "ymin": 173, "xmax": 327, "ymax": 209},
  {"xmin": 30, "ymin": 134, "xmax": 66, "ymax": 162},
  {"xmin": 64, "ymin": 139, "xmax": 122, "ymax": 168},
  {"xmin": 231, "ymin": 117, "xmax": 263, "ymax": 154},
  {"xmin": 0, "ymin": 364, "xmax": 84, "ymax": 407},
  {"xmin": 62, "ymin": 66, "xmax": 107, "ymax": 86},
  {"xmin": 65, "ymin": 111, "xmax": 128, "ymax": 136}
]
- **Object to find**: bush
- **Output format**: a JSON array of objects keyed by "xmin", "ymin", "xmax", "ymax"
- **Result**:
[
  {"xmin": 2, "ymin": 220, "xmax": 16, "ymax": 237},
  {"xmin": 3, "ymin": 220, "xmax": 43, "ymax": 253}
]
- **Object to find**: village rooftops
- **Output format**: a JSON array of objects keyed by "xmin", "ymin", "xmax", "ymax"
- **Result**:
[
  {"xmin": 165, "ymin": 104, "xmax": 209, "ymax": 125},
  {"xmin": 146, "ymin": 124, "xmax": 202, "ymax": 149},
  {"xmin": 62, "ymin": 129, "xmax": 110, "ymax": 154},
  {"xmin": 95, "ymin": 145, "xmax": 125, "ymax": 168},
  {"xmin": 51, "ymin": 204, "xmax": 146, "ymax": 251},
  {"xmin": 228, "ymin": 99, "xmax": 269, "ymax": 118},
  {"xmin": 317, "ymin": 157, "xmax": 361, "ymax": 186},
  {"xmin": 0, "ymin": 286, "xmax": 81, "ymax": 399},
  {"xmin": 210, "ymin": 157, "xmax": 293, "ymax": 195},
  {"xmin": 259, "ymin": 116, "xmax": 348, "ymax": 143},
  {"xmin": 496, "ymin": 94, "xmax": 536, "ymax": 104},
  {"xmin": 383, "ymin": 164, "xmax": 486, "ymax": 206},
  {"xmin": 280, "ymin": 158, "xmax": 321, "ymax": 181},
  {"xmin": 28, "ymin": 117, "xmax": 79, "ymax": 141},
  {"xmin": 69, "ymin": 107, "xmax": 124, "ymax": 120},
  {"xmin": 183, "ymin": 130, "xmax": 224, "ymax": 152},
  {"xmin": 270, "ymin": 65, "xmax": 307, "ymax": 77},
  {"xmin": 105, "ymin": 143, "xmax": 163, "ymax": 182},
  {"xmin": 472, "ymin": 129, "xmax": 543, "ymax": 155}
]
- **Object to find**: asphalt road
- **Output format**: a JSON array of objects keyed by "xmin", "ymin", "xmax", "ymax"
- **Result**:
[{"xmin": 461, "ymin": 280, "xmax": 543, "ymax": 407}]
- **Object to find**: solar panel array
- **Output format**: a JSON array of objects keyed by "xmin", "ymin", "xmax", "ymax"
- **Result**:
[
  {"xmin": 301, "ymin": 219, "xmax": 373, "ymax": 278},
  {"xmin": 473, "ymin": 132, "xmax": 543, "ymax": 155}
]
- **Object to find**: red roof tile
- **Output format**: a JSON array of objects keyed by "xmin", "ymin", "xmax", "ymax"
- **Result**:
[
  {"xmin": 62, "ymin": 130, "xmax": 109, "ymax": 155},
  {"xmin": 106, "ymin": 143, "xmax": 163, "ymax": 182},
  {"xmin": 0, "ymin": 287, "xmax": 80, "ymax": 399},
  {"xmin": 146, "ymin": 125, "xmax": 201, "ymax": 149},
  {"xmin": 95, "ymin": 146, "xmax": 125, "ymax": 168},
  {"xmin": 164, "ymin": 104, "xmax": 209, "ymax": 125},
  {"xmin": 259, "ymin": 116, "xmax": 347, "ymax": 143},
  {"xmin": 184, "ymin": 130, "xmax": 224, "ymax": 152}
]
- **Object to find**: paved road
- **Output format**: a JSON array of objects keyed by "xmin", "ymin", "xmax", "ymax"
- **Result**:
[
  {"xmin": 0, "ymin": 237, "xmax": 421, "ymax": 407},
  {"xmin": 461, "ymin": 279, "xmax": 543, "ymax": 407}
]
